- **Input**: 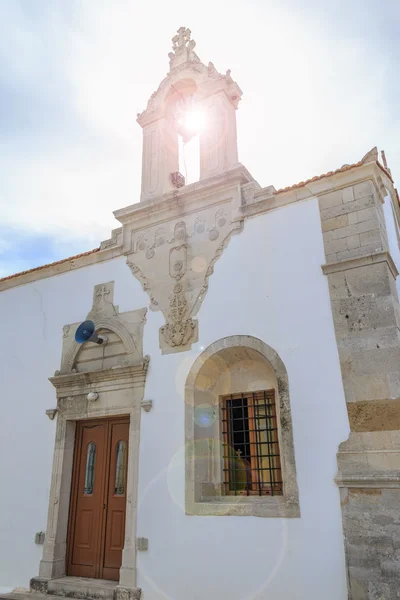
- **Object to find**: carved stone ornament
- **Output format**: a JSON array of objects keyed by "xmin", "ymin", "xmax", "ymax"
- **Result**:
[
  {"xmin": 168, "ymin": 27, "xmax": 201, "ymax": 71},
  {"xmin": 125, "ymin": 203, "xmax": 243, "ymax": 353},
  {"xmin": 45, "ymin": 409, "xmax": 57, "ymax": 421},
  {"xmin": 140, "ymin": 399, "xmax": 153, "ymax": 412},
  {"xmin": 59, "ymin": 281, "xmax": 147, "ymax": 374},
  {"xmin": 136, "ymin": 537, "xmax": 149, "ymax": 551}
]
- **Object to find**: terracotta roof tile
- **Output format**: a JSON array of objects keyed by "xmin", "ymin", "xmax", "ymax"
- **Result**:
[
  {"xmin": 0, "ymin": 247, "xmax": 100, "ymax": 284},
  {"xmin": 275, "ymin": 160, "xmax": 392, "ymax": 194}
]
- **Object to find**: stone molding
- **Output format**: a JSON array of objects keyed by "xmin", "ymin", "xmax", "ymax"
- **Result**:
[
  {"xmin": 336, "ymin": 474, "xmax": 400, "ymax": 488},
  {"xmin": 321, "ymin": 250, "xmax": 399, "ymax": 279},
  {"xmin": 113, "ymin": 163, "xmax": 254, "ymax": 228},
  {"xmin": 0, "ymin": 245, "xmax": 122, "ymax": 292},
  {"xmin": 100, "ymin": 227, "xmax": 123, "ymax": 250},
  {"xmin": 50, "ymin": 361, "xmax": 150, "ymax": 398},
  {"xmin": 185, "ymin": 335, "xmax": 300, "ymax": 518}
]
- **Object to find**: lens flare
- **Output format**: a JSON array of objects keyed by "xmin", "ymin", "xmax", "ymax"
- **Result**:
[{"xmin": 182, "ymin": 110, "xmax": 205, "ymax": 134}]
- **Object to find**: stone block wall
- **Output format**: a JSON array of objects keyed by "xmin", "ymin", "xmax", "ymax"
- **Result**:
[
  {"xmin": 320, "ymin": 181, "xmax": 388, "ymax": 264},
  {"xmin": 318, "ymin": 170, "xmax": 400, "ymax": 599},
  {"xmin": 341, "ymin": 487, "xmax": 400, "ymax": 600}
]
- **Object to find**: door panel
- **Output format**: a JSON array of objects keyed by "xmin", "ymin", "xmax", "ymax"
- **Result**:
[
  {"xmin": 67, "ymin": 418, "xmax": 129, "ymax": 580},
  {"xmin": 102, "ymin": 422, "xmax": 129, "ymax": 580},
  {"xmin": 69, "ymin": 422, "xmax": 107, "ymax": 577}
]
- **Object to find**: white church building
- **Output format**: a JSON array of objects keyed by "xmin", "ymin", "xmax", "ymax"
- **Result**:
[{"xmin": 1, "ymin": 27, "xmax": 399, "ymax": 600}]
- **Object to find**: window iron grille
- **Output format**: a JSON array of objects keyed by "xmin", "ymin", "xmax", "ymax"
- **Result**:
[{"xmin": 221, "ymin": 390, "xmax": 283, "ymax": 496}]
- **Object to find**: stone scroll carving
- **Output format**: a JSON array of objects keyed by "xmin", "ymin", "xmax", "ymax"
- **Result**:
[{"xmin": 126, "ymin": 204, "xmax": 243, "ymax": 353}]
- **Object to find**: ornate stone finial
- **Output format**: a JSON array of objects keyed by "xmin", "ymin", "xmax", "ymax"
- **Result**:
[
  {"xmin": 169, "ymin": 27, "xmax": 200, "ymax": 71},
  {"xmin": 172, "ymin": 26, "xmax": 192, "ymax": 51},
  {"xmin": 208, "ymin": 62, "xmax": 219, "ymax": 78}
]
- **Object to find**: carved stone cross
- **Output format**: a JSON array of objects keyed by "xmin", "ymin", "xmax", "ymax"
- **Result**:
[
  {"xmin": 96, "ymin": 285, "xmax": 110, "ymax": 302},
  {"xmin": 172, "ymin": 27, "xmax": 191, "ymax": 50},
  {"xmin": 88, "ymin": 281, "xmax": 116, "ymax": 319}
]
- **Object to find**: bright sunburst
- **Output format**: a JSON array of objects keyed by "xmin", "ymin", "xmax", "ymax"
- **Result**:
[{"xmin": 179, "ymin": 109, "xmax": 206, "ymax": 135}]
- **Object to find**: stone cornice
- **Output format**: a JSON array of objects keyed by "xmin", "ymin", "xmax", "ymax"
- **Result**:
[
  {"xmin": 336, "ymin": 473, "xmax": 400, "ymax": 488},
  {"xmin": 0, "ymin": 158, "xmax": 396, "ymax": 293},
  {"xmin": 321, "ymin": 250, "xmax": 399, "ymax": 279},
  {"xmin": 49, "ymin": 359, "xmax": 150, "ymax": 397},
  {"xmin": 242, "ymin": 160, "xmax": 393, "ymax": 220},
  {"xmin": 114, "ymin": 164, "xmax": 256, "ymax": 229}
]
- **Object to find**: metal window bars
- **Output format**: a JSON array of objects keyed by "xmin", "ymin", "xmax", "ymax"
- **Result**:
[{"xmin": 221, "ymin": 390, "xmax": 283, "ymax": 496}]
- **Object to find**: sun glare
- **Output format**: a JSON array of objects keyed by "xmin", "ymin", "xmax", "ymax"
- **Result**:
[{"xmin": 181, "ymin": 110, "xmax": 205, "ymax": 134}]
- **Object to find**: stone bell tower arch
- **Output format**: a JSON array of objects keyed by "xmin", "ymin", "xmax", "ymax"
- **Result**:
[{"xmin": 137, "ymin": 27, "xmax": 243, "ymax": 202}]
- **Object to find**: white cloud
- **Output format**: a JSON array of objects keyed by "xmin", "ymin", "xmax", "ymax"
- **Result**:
[{"xmin": 1, "ymin": 0, "xmax": 399, "ymax": 255}]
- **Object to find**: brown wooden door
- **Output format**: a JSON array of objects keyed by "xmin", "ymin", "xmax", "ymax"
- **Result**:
[{"xmin": 67, "ymin": 417, "xmax": 129, "ymax": 580}]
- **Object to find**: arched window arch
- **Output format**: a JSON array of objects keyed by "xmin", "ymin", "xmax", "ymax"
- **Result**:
[{"xmin": 185, "ymin": 335, "xmax": 300, "ymax": 518}]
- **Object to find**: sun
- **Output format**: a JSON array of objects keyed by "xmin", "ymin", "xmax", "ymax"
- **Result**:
[{"xmin": 179, "ymin": 109, "xmax": 205, "ymax": 135}]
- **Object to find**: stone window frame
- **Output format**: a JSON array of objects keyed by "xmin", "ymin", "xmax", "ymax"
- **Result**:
[{"xmin": 185, "ymin": 335, "xmax": 300, "ymax": 518}]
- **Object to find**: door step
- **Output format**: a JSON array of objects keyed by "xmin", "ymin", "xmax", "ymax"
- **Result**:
[
  {"xmin": 0, "ymin": 594, "xmax": 54, "ymax": 600},
  {"xmin": 47, "ymin": 578, "xmax": 116, "ymax": 600},
  {"xmin": 0, "ymin": 577, "xmax": 144, "ymax": 600}
]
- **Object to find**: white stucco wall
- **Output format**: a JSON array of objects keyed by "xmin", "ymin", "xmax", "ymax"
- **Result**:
[{"xmin": 0, "ymin": 196, "xmax": 350, "ymax": 599}]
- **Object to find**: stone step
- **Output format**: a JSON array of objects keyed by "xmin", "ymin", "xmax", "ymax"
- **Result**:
[
  {"xmin": 47, "ymin": 578, "xmax": 116, "ymax": 600},
  {"xmin": 0, "ymin": 594, "xmax": 53, "ymax": 600}
]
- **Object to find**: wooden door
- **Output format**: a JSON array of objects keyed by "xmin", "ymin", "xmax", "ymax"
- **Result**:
[{"xmin": 67, "ymin": 417, "xmax": 129, "ymax": 580}]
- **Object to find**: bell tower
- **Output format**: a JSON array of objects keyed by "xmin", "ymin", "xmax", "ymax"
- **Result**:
[{"xmin": 137, "ymin": 27, "xmax": 243, "ymax": 202}]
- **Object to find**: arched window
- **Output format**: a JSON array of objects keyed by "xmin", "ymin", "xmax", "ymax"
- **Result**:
[
  {"xmin": 185, "ymin": 335, "xmax": 299, "ymax": 517},
  {"xmin": 114, "ymin": 441, "xmax": 127, "ymax": 495},
  {"xmin": 84, "ymin": 442, "xmax": 96, "ymax": 495}
]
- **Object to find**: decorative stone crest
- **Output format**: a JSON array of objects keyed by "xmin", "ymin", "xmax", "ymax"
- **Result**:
[{"xmin": 125, "ymin": 203, "xmax": 243, "ymax": 353}]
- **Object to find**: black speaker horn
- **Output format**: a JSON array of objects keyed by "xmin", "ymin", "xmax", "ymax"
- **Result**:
[{"xmin": 75, "ymin": 320, "xmax": 107, "ymax": 345}]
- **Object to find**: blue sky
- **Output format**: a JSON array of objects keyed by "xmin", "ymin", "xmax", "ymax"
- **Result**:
[{"xmin": 1, "ymin": 0, "xmax": 399, "ymax": 277}]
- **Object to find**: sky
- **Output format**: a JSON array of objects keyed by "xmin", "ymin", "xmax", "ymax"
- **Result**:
[{"xmin": 1, "ymin": 0, "xmax": 400, "ymax": 277}]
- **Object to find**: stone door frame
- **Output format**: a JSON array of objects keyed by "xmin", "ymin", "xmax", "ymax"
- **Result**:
[{"xmin": 33, "ymin": 362, "xmax": 148, "ymax": 596}]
